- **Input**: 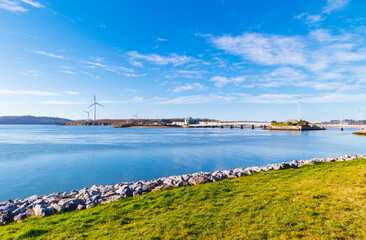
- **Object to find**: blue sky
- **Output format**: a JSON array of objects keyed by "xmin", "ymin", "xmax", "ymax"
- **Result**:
[{"xmin": 1, "ymin": 0, "xmax": 366, "ymax": 121}]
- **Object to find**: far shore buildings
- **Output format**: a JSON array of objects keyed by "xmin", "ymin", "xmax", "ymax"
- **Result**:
[{"xmin": 172, "ymin": 118, "xmax": 200, "ymax": 126}]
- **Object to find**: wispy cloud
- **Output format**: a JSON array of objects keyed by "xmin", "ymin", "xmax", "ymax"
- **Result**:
[
  {"xmin": 173, "ymin": 83, "xmax": 206, "ymax": 93},
  {"xmin": 322, "ymin": 0, "xmax": 350, "ymax": 14},
  {"xmin": 157, "ymin": 37, "xmax": 168, "ymax": 41},
  {"xmin": 85, "ymin": 58, "xmax": 134, "ymax": 73},
  {"xmin": 21, "ymin": 0, "xmax": 44, "ymax": 8},
  {"xmin": 130, "ymin": 60, "xmax": 143, "ymax": 68},
  {"xmin": 0, "ymin": 0, "xmax": 27, "ymax": 13},
  {"xmin": 64, "ymin": 91, "xmax": 79, "ymax": 95},
  {"xmin": 41, "ymin": 100, "xmax": 87, "ymax": 105},
  {"xmin": 155, "ymin": 94, "xmax": 233, "ymax": 104},
  {"xmin": 237, "ymin": 93, "xmax": 299, "ymax": 104},
  {"xmin": 211, "ymin": 29, "xmax": 366, "ymax": 73},
  {"xmin": 164, "ymin": 70, "xmax": 205, "ymax": 79},
  {"xmin": 19, "ymin": 70, "xmax": 40, "ymax": 77},
  {"xmin": 100, "ymin": 96, "xmax": 144, "ymax": 104},
  {"xmin": 295, "ymin": 0, "xmax": 351, "ymax": 23},
  {"xmin": 211, "ymin": 33, "xmax": 306, "ymax": 67},
  {"xmin": 61, "ymin": 70, "xmax": 76, "ymax": 75},
  {"xmin": 82, "ymin": 71, "xmax": 100, "ymax": 79},
  {"xmin": 127, "ymin": 51, "xmax": 193, "ymax": 66},
  {"xmin": 0, "ymin": 89, "xmax": 61, "ymax": 96},
  {"xmin": 124, "ymin": 73, "xmax": 146, "ymax": 77},
  {"xmin": 210, "ymin": 76, "xmax": 246, "ymax": 88},
  {"xmin": 31, "ymin": 50, "xmax": 67, "ymax": 59}
]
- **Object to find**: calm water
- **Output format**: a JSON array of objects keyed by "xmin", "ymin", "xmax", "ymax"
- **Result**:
[{"xmin": 0, "ymin": 124, "xmax": 365, "ymax": 201}]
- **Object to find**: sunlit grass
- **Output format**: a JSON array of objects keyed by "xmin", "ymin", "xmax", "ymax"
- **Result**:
[{"xmin": 2, "ymin": 159, "xmax": 366, "ymax": 239}]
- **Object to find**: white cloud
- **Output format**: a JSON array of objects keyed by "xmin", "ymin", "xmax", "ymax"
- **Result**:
[
  {"xmin": 124, "ymin": 73, "xmax": 146, "ymax": 77},
  {"xmin": 118, "ymin": 66, "xmax": 134, "ymax": 72},
  {"xmin": 19, "ymin": 70, "xmax": 40, "ymax": 77},
  {"xmin": 64, "ymin": 91, "xmax": 79, "ymax": 95},
  {"xmin": 157, "ymin": 37, "xmax": 168, "ymax": 41},
  {"xmin": 82, "ymin": 71, "xmax": 100, "ymax": 79},
  {"xmin": 61, "ymin": 70, "xmax": 76, "ymax": 75},
  {"xmin": 309, "ymin": 29, "xmax": 352, "ymax": 43},
  {"xmin": 131, "ymin": 60, "xmax": 143, "ymax": 68},
  {"xmin": 211, "ymin": 33, "xmax": 306, "ymax": 67},
  {"xmin": 296, "ymin": 0, "xmax": 351, "ymax": 23},
  {"xmin": 164, "ymin": 70, "xmax": 205, "ymax": 79},
  {"xmin": 127, "ymin": 51, "xmax": 193, "ymax": 66},
  {"xmin": 322, "ymin": 0, "xmax": 350, "ymax": 14},
  {"xmin": 85, "ymin": 59, "xmax": 134, "ymax": 73},
  {"xmin": 21, "ymin": 0, "xmax": 44, "ymax": 8},
  {"xmin": 238, "ymin": 93, "xmax": 299, "ymax": 104},
  {"xmin": 210, "ymin": 76, "xmax": 246, "ymax": 87},
  {"xmin": 31, "ymin": 50, "xmax": 67, "ymax": 59},
  {"xmin": 211, "ymin": 29, "xmax": 366, "ymax": 74},
  {"xmin": 0, "ymin": 89, "xmax": 61, "ymax": 96},
  {"xmin": 41, "ymin": 100, "xmax": 87, "ymax": 105},
  {"xmin": 100, "ymin": 96, "xmax": 144, "ymax": 104},
  {"xmin": 155, "ymin": 94, "xmax": 233, "ymax": 104},
  {"xmin": 0, "ymin": 0, "xmax": 27, "ymax": 12},
  {"xmin": 173, "ymin": 83, "xmax": 206, "ymax": 93}
]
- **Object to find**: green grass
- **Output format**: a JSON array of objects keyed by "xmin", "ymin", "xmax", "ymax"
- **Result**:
[
  {"xmin": 2, "ymin": 159, "xmax": 366, "ymax": 239},
  {"xmin": 271, "ymin": 123, "xmax": 295, "ymax": 126}
]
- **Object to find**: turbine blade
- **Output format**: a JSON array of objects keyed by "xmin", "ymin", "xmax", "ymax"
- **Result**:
[
  {"xmin": 88, "ymin": 103, "xmax": 95, "ymax": 108},
  {"xmin": 96, "ymin": 103, "xmax": 104, "ymax": 107},
  {"xmin": 94, "ymin": 94, "xmax": 96, "ymax": 102}
]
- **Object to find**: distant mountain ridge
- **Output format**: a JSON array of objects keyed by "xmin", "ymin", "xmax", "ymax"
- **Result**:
[{"xmin": 0, "ymin": 115, "xmax": 71, "ymax": 124}]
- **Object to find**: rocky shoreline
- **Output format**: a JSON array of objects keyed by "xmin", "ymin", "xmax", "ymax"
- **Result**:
[{"xmin": 1, "ymin": 154, "xmax": 365, "ymax": 225}]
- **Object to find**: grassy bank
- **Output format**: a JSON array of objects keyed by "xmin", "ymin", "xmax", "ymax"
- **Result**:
[{"xmin": 2, "ymin": 159, "xmax": 366, "ymax": 239}]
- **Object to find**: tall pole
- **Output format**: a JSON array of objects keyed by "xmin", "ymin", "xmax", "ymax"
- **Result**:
[
  {"xmin": 94, "ymin": 104, "xmax": 96, "ymax": 121},
  {"xmin": 298, "ymin": 97, "xmax": 302, "ymax": 120}
]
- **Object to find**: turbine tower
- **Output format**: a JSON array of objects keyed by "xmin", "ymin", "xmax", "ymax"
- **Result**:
[
  {"xmin": 88, "ymin": 94, "xmax": 104, "ymax": 121},
  {"xmin": 298, "ymin": 97, "xmax": 302, "ymax": 120},
  {"xmin": 83, "ymin": 109, "xmax": 92, "ymax": 121}
]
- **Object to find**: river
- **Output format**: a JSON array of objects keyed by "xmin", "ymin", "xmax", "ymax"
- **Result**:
[{"xmin": 0, "ymin": 124, "xmax": 364, "ymax": 201}]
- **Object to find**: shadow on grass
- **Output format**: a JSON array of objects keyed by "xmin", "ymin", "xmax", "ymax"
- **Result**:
[{"xmin": 17, "ymin": 229, "xmax": 48, "ymax": 239}]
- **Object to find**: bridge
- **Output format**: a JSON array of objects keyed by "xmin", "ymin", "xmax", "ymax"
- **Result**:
[
  {"xmin": 187, "ymin": 122, "xmax": 269, "ymax": 129},
  {"xmin": 188, "ymin": 122, "xmax": 366, "ymax": 131},
  {"xmin": 317, "ymin": 124, "xmax": 366, "ymax": 130}
]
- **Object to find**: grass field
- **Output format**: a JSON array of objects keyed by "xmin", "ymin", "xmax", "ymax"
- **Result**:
[{"xmin": 2, "ymin": 159, "xmax": 366, "ymax": 239}]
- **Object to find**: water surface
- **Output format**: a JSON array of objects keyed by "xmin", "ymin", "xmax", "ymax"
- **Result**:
[{"xmin": 0, "ymin": 124, "xmax": 364, "ymax": 201}]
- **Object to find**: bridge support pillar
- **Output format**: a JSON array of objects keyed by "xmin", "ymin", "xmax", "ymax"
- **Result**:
[
  {"xmin": 211, "ymin": 126, "xmax": 214, "ymax": 128},
  {"xmin": 251, "ymin": 125, "xmax": 255, "ymax": 129},
  {"xmin": 230, "ymin": 125, "xmax": 233, "ymax": 129},
  {"xmin": 220, "ymin": 125, "xmax": 223, "ymax": 129},
  {"xmin": 340, "ymin": 127, "xmax": 344, "ymax": 131},
  {"xmin": 240, "ymin": 125, "xmax": 243, "ymax": 129}
]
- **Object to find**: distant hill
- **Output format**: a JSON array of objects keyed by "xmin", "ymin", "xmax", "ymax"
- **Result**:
[{"xmin": 0, "ymin": 115, "xmax": 71, "ymax": 124}]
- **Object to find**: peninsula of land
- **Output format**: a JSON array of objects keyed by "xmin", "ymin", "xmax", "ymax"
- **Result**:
[{"xmin": 267, "ymin": 119, "xmax": 324, "ymax": 131}]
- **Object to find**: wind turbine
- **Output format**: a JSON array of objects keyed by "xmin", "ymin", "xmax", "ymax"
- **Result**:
[
  {"xmin": 132, "ymin": 112, "xmax": 138, "ymax": 119},
  {"xmin": 298, "ymin": 97, "xmax": 302, "ymax": 121},
  {"xmin": 83, "ymin": 109, "xmax": 92, "ymax": 121},
  {"xmin": 88, "ymin": 94, "xmax": 104, "ymax": 121}
]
